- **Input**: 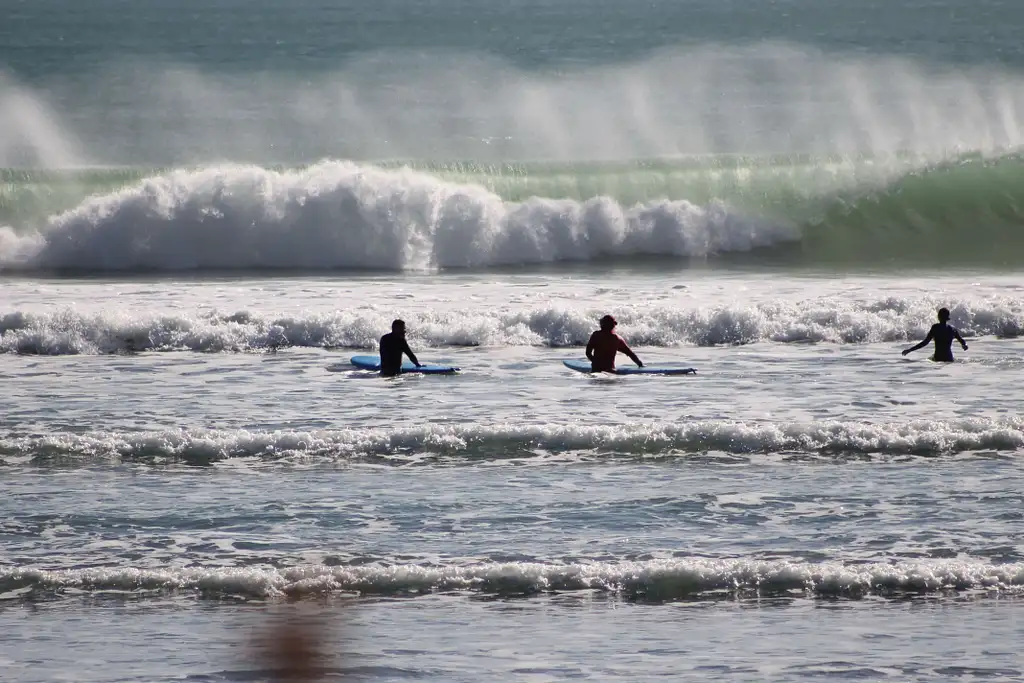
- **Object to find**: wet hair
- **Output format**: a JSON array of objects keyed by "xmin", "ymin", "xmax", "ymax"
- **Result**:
[
  {"xmin": 937, "ymin": 308, "xmax": 950, "ymax": 322},
  {"xmin": 599, "ymin": 314, "xmax": 617, "ymax": 330},
  {"xmin": 392, "ymin": 319, "xmax": 406, "ymax": 332}
]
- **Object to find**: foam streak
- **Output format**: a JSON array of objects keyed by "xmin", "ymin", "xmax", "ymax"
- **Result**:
[
  {"xmin": 4, "ymin": 419, "xmax": 1024, "ymax": 466},
  {"xmin": 2, "ymin": 558, "xmax": 1022, "ymax": 601}
]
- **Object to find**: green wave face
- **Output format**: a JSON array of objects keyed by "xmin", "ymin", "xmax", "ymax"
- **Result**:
[
  {"xmin": 0, "ymin": 167, "xmax": 162, "ymax": 228},
  {"xmin": 791, "ymin": 154, "xmax": 1024, "ymax": 266}
]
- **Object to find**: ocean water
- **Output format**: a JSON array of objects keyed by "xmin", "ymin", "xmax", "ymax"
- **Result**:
[{"xmin": 3, "ymin": 1, "xmax": 1024, "ymax": 681}]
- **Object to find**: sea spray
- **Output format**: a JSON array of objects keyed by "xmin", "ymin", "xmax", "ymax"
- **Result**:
[{"xmin": 4, "ymin": 44, "xmax": 1024, "ymax": 166}]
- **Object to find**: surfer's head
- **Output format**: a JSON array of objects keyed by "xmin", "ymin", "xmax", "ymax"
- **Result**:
[
  {"xmin": 599, "ymin": 315, "xmax": 617, "ymax": 331},
  {"xmin": 392, "ymin": 319, "xmax": 406, "ymax": 335},
  {"xmin": 937, "ymin": 307, "xmax": 950, "ymax": 322}
]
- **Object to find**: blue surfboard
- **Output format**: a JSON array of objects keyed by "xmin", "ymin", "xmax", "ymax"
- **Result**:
[
  {"xmin": 350, "ymin": 355, "xmax": 460, "ymax": 375},
  {"xmin": 563, "ymin": 359, "xmax": 696, "ymax": 375}
]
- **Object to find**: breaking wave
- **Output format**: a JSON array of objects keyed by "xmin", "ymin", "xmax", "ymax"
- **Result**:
[
  {"xmin": 5, "ymin": 41, "xmax": 1024, "ymax": 271},
  {"xmin": 3, "ymin": 152, "xmax": 1024, "ymax": 273}
]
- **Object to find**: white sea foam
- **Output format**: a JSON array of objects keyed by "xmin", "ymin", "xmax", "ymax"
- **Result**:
[
  {"xmin": 0, "ymin": 161, "xmax": 795, "ymax": 272},
  {"xmin": 1, "ymin": 558, "xmax": 1021, "ymax": 601},
  {"xmin": 2, "ymin": 296, "xmax": 1022, "ymax": 354},
  {"xmin": 4, "ymin": 419, "xmax": 1024, "ymax": 466},
  {"xmin": 0, "ymin": 225, "xmax": 44, "ymax": 263}
]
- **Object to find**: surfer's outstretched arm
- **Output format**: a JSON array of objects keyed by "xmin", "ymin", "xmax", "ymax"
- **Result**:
[
  {"xmin": 585, "ymin": 334, "xmax": 597, "ymax": 362},
  {"xmin": 618, "ymin": 338, "xmax": 643, "ymax": 367},
  {"xmin": 954, "ymin": 328, "xmax": 968, "ymax": 350},
  {"xmin": 402, "ymin": 340, "xmax": 421, "ymax": 367},
  {"xmin": 902, "ymin": 329, "xmax": 933, "ymax": 356}
]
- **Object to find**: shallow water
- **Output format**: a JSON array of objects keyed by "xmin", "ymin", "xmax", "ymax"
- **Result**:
[
  {"xmin": 3, "ymin": 596, "xmax": 1024, "ymax": 683},
  {"xmin": 2, "ymin": 270, "xmax": 1024, "ymax": 681}
]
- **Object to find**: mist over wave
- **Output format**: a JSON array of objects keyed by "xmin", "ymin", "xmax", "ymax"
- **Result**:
[
  {"xmin": 2, "ymin": 558, "xmax": 1022, "ymax": 601},
  {"xmin": 2, "ymin": 295, "xmax": 1022, "ymax": 354},
  {"xmin": 4, "ymin": 43, "xmax": 1024, "ymax": 166},
  {"xmin": 4, "ymin": 419, "xmax": 1024, "ymax": 466}
]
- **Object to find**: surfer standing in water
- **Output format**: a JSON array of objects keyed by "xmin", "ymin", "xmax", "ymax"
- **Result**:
[
  {"xmin": 586, "ymin": 315, "xmax": 643, "ymax": 372},
  {"xmin": 379, "ymin": 319, "xmax": 421, "ymax": 376},
  {"xmin": 902, "ymin": 307, "xmax": 968, "ymax": 362}
]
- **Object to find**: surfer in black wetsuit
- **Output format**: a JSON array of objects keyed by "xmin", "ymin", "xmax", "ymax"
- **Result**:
[
  {"xmin": 379, "ymin": 319, "xmax": 421, "ymax": 376},
  {"xmin": 902, "ymin": 307, "xmax": 968, "ymax": 362}
]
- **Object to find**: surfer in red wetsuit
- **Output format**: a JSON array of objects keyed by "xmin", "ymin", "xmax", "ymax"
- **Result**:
[{"xmin": 586, "ymin": 315, "xmax": 643, "ymax": 372}]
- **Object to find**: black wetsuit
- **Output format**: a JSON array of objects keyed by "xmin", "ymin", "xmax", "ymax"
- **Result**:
[
  {"xmin": 928, "ymin": 322, "xmax": 960, "ymax": 362},
  {"xmin": 379, "ymin": 332, "xmax": 417, "ymax": 376}
]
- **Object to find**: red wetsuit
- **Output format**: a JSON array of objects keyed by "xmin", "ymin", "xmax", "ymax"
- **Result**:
[{"xmin": 586, "ymin": 330, "xmax": 634, "ymax": 371}]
